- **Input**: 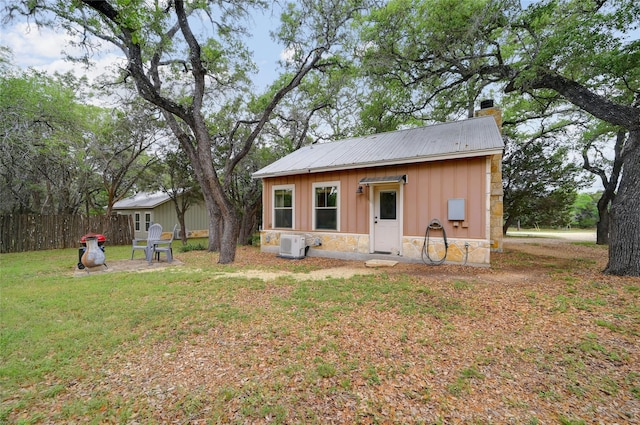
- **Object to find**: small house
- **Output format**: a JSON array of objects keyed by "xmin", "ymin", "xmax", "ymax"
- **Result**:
[
  {"xmin": 252, "ymin": 105, "xmax": 504, "ymax": 266},
  {"xmin": 112, "ymin": 191, "xmax": 209, "ymax": 239}
]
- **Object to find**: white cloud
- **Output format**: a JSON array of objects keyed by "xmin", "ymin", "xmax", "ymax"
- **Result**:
[
  {"xmin": 2, "ymin": 22, "xmax": 124, "ymax": 83},
  {"xmin": 279, "ymin": 46, "xmax": 296, "ymax": 63},
  {"xmin": 3, "ymin": 23, "xmax": 79, "ymax": 67}
]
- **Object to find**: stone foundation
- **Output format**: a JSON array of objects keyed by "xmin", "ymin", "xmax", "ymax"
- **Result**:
[
  {"xmin": 402, "ymin": 236, "xmax": 490, "ymax": 265},
  {"xmin": 261, "ymin": 231, "xmax": 491, "ymax": 266}
]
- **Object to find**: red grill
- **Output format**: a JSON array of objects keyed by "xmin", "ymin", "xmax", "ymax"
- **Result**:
[
  {"xmin": 78, "ymin": 233, "xmax": 107, "ymax": 269},
  {"xmin": 80, "ymin": 233, "xmax": 107, "ymax": 245}
]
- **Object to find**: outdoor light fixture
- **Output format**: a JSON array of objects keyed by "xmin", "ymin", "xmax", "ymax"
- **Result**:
[{"xmin": 356, "ymin": 185, "xmax": 364, "ymax": 194}]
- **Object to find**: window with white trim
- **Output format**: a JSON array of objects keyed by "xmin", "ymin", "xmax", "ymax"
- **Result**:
[
  {"xmin": 273, "ymin": 185, "xmax": 294, "ymax": 229},
  {"xmin": 313, "ymin": 182, "xmax": 340, "ymax": 230},
  {"xmin": 135, "ymin": 212, "xmax": 153, "ymax": 232}
]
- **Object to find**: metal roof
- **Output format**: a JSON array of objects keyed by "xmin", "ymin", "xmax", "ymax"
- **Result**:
[
  {"xmin": 112, "ymin": 191, "xmax": 171, "ymax": 209},
  {"xmin": 253, "ymin": 115, "xmax": 504, "ymax": 179}
]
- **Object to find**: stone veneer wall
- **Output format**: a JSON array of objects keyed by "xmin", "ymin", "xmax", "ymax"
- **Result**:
[
  {"xmin": 475, "ymin": 105, "xmax": 504, "ymax": 253},
  {"xmin": 260, "ymin": 231, "xmax": 491, "ymax": 266},
  {"xmin": 489, "ymin": 154, "xmax": 504, "ymax": 252}
]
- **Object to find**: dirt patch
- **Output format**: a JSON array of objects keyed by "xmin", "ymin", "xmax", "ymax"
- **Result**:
[{"xmin": 213, "ymin": 266, "xmax": 376, "ymax": 282}]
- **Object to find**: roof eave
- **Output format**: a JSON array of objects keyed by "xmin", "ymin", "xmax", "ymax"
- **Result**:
[
  {"xmin": 112, "ymin": 194, "xmax": 172, "ymax": 209},
  {"xmin": 112, "ymin": 201, "xmax": 165, "ymax": 210},
  {"xmin": 252, "ymin": 148, "xmax": 504, "ymax": 179}
]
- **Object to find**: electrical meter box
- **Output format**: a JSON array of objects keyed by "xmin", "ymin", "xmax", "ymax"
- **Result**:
[{"xmin": 448, "ymin": 198, "xmax": 465, "ymax": 221}]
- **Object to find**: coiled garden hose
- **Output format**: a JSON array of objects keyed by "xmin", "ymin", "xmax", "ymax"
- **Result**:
[{"xmin": 421, "ymin": 219, "xmax": 448, "ymax": 265}]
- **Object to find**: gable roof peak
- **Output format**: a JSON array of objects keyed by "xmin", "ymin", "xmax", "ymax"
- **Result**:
[{"xmin": 253, "ymin": 115, "xmax": 504, "ymax": 179}]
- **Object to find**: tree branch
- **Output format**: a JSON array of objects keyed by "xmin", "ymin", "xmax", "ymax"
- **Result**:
[
  {"xmin": 223, "ymin": 46, "xmax": 328, "ymax": 177},
  {"xmin": 510, "ymin": 71, "xmax": 639, "ymax": 130},
  {"xmin": 81, "ymin": 1, "xmax": 191, "ymax": 125}
]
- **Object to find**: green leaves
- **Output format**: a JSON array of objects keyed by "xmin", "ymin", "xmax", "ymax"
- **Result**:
[
  {"xmin": 0, "ymin": 69, "xmax": 94, "ymax": 214},
  {"xmin": 514, "ymin": 0, "xmax": 639, "ymax": 87}
]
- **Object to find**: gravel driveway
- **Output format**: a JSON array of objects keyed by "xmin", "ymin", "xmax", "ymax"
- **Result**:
[{"xmin": 506, "ymin": 229, "xmax": 596, "ymax": 242}]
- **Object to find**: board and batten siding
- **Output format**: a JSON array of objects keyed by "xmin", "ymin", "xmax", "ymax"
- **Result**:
[
  {"xmin": 262, "ymin": 156, "xmax": 487, "ymax": 239},
  {"xmin": 117, "ymin": 200, "xmax": 209, "ymax": 238}
]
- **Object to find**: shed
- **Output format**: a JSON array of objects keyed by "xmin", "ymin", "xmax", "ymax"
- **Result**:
[
  {"xmin": 252, "ymin": 107, "xmax": 504, "ymax": 266},
  {"xmin": 112, "ymin": 191, "xmax": 209, "ymax": 239}
]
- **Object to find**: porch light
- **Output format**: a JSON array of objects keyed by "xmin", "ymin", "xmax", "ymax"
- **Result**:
[{"xmin": 356, "ymin": 185, "xmax": 364, "ymax": 194}]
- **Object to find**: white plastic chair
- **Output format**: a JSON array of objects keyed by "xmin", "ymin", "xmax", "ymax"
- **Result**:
[
  {"xmin": 150, "ymin": 224, "xmax": 177, "ymax": 264},
  {"xmin": 131, "ymin": 223, "xmax": 163, "ymax": 262}
]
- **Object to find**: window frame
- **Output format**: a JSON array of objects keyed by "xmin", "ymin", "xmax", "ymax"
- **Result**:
[
  {"xmin": 379, "ymin": 190, "xmax": 397, "ymax": 220},
  {"xmin": 312, "ymin": 181, "xmax": 340, "ymax": 231},
  {"xmin": 134, "ymin": 212, "xmax": 153, "ymax": 233},
  {"xmin": 272, "ymin": 184, "xmax": 295, "ymax": 229},
  {"xmin": 134, "ymin": 212, "xmax": 141, "ymax": 231}
]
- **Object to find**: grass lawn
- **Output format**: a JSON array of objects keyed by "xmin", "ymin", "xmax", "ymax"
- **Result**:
[{"xmin": 0, "ymin": 241, "xmax": 638, "ymax": 424}]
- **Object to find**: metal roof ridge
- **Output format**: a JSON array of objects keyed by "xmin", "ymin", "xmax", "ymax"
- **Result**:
[
  {"xmin": 252, "ymin": 116, "xmax": 503, "ymax": 179},
  {"xmin": 308, "ymin": 116, "xmax": 492, "ymax": 147},
  {"xmin": 254, "ymin": 147, "xmax": 503, "ymax": 178}
]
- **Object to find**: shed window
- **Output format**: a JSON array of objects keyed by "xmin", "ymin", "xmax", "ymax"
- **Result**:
[
  {"xmin": 273, "ymin": 185, "xmax": 294, "ymax": 229},
  {"xmin": 135, "ymin": 212, "xmax": 152, "ymax": 232},
  {"xmin": 134, "ymin": 213, "xmax": 141, "ymax": 231},
  {"xmin": 313, "ymin": 182, "xmax": 340, "ymax": 230}
]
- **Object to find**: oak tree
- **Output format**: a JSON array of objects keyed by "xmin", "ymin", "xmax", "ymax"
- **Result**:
[
  {"xmin": 360, "ymin": 0, "xmax": 640, "ymax": 275},
  {"xmin": 7, "ymin": 0, "xmax": 368, "ymax": 263},
  {"xmin": 0, "ymin": 67, "xmax": 95, "ymax": 214}
]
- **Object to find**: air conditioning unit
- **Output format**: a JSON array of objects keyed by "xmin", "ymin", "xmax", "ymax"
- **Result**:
[{"xmin": 279, "ymin": 234, "xmax": 306, "ymax": 259}]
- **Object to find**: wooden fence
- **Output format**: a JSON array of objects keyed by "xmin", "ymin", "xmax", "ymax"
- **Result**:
[{"xmin": 0, "ymin": 214, "xmax": 133, "ymax": 253}]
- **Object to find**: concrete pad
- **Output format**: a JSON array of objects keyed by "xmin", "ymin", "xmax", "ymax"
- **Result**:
[
  {"xmin": 365, "ymin": 259, "xmax": 398, "ymax": 268},
  {"xmin": 73, "ymin": 259, "xmax": 184, "ymax": 276}
]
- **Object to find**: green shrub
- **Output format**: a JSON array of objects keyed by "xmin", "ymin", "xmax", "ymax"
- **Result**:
[{"xmin": 179, "ymin": 242, "xmax": 207, "ymax": 252}]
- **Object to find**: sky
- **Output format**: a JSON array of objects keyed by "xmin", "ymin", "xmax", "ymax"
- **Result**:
[
  {"xmin": 0, "ymin": 4, "xmax": 286, "ymax": 92},
  {"xmin": 1, "ymin": 2, "xmax": 634, "ymax": 193}
]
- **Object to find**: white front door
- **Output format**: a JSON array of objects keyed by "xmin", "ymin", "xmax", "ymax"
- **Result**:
[{"xmin": 373, "ymin": 186, "xmax": 400, "ymax": 254}]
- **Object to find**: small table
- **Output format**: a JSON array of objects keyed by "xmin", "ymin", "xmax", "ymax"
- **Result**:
[{"xmin": 146, "ymin": 239, "xmax": 172, "ymax": 263}]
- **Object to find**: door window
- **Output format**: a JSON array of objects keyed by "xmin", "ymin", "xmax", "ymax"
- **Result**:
[{"xmin": 379, "ymin": 190, "xmax": 397, "ymax": 220}]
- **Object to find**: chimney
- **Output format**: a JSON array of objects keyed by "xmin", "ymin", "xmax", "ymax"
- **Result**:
[
  {"xmin": 474, "ymin": 99, "xmax": 502, "ymax": 133},
  {"xmin": 474, "ymin": 99, "xmax": 504, "ymax": 253}
]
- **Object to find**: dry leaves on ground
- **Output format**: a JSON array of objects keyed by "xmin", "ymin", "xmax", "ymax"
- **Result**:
[{"xmin": 21, "ymin": 240, "xmax": 640, "ymax": 424}]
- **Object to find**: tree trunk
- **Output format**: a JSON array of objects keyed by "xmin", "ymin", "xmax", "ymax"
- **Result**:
[
  {"xmin": 208, "ymin": 204, "xmax": 221, "ymax": 252},
  {"xmin": 588, "ymin": 130, "xmax": 624, "ymax": 246},
  {"xmin": 605, "ymin": 131, "xmax": 640, "ymax": 276},
  {"xmin": 178, "ymin": 212, "xmax": 187, "ymax": 245},
  {"xmin": 596, "ymin": 211, "xmax": 609, "ymax": 245},
  {"xmin": 595, "ymin": 184, "xmax": 613, "ymax": 246},
  {"xmin": 502, "ymin": 215, "xmax": 514, "ymax": 235},
  {"xmin": 75, "ymin": 0, "xmax": 347, "ymax": 265},
  {"xmin": 521, "ymin": 73, "xmax": 639, "ymax": 275},
  {"xmin": 238, "ymin": 201, "xmax": 260, "ymax": 245},
  {"xmin": 219, "ymin": 213, "xmax": 240, "ymax": 263}
]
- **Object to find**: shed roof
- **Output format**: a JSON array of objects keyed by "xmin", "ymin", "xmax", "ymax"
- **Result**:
[
  {"xmin": 112, "ymin": 191, "xmax": 171, "ymax": 209},
  {"xmin": 253, "ymin": 115, "xmax": 504, "ymax": 179}
]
